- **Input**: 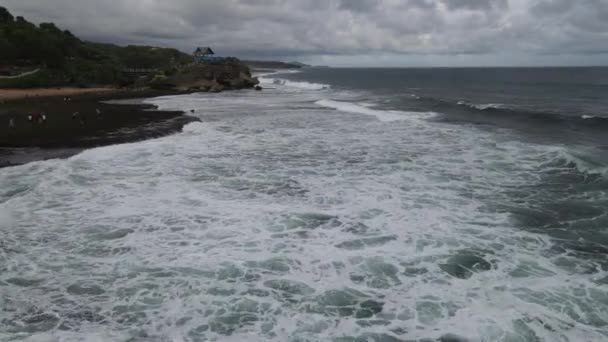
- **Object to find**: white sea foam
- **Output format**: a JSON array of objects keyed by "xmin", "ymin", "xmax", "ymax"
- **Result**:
[
  {"xmin": 253, "ymin": 69, "xmax": 301, "ymax": 78},
  {"xmin": 256, "ymin": 68, "xmax": 330, "ymax": 91},
  {"xmin": 316, "ymin": 99, "xmax": 436, "ymax": 122},
  {"xmin": 549, "ymin": 146, "xmax": 608, "ymax": 175},
  {"xmin": 581, "ymin": 114, "xmax": 596, "ymax": 119},
  {"xmin": 1, "ymin": 79, "xmax": 607, "ymax": 342},
  {"xmin": 258, "ymin": 77, "xmax": 330, "ymax": 91},
  {"xmin": 458, "ymin": 101, "xmax": 505, "ymax": 110}
]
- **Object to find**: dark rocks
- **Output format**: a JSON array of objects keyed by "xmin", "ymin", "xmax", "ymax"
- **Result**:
[
  {"xmin": 255, "ymin": 86, "xmax": 263, "ymax": 91},
  {"xmin": 151, "ymin": 58, "xmax": 259, "ymax": 92},
  {"xmin": 208, "ymin": 82, "xmax": 224, "ymax": 93}
]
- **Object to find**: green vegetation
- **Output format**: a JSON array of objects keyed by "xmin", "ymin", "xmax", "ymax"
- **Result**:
[{"xmin": 0, "ymin": 6, "xmax": 193, "ymax": 88}]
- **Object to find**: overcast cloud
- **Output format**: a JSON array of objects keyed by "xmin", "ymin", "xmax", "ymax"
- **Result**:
[{"xmin": 3, "ymin": 0, "xmax": 608, "ymax": 66}]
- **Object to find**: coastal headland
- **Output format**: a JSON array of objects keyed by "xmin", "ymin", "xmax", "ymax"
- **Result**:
[{"xmin": 0, "ymin": 6, "xmax": 260, "ymax": 167}]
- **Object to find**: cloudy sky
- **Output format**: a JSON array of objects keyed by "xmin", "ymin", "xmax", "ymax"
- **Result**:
[{"xmin": 4, "ymin": 0, "xmax": 608, "ymax": 66}]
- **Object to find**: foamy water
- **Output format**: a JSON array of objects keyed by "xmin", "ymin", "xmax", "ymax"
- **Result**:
[{"xmin": 1, "ymin": 75, "xmax": 607, "ymax": 341}]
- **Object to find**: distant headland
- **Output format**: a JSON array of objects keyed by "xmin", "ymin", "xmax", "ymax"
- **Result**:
[
  {"xmin": 0, "ymin": 6, "xmax": 258, "ymax": 92},
  {"xmin": 0, "ymin": 5, "xmax": 268, "ymax": 167}
]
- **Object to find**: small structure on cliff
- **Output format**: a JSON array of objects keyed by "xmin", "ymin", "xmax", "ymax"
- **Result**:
[{"xmin": 194, "ymin": 47, "xmax": 216, "ymax": 62}]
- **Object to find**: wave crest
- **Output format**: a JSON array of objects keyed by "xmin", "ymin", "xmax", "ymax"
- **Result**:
[
  {"xmin": 316, "ymin": 99, "xmax": 436, "ymax": 122},
  {"xmin": 457, "ymin": 101, "xmax": 505, "ymax": 111},
  {"xmin": 259, "ymin": 77, "xmax": 330, "ymax": 91},
  {"xmin": 545, "ymin": 148, "xmax": 608, "ymax": 176}
]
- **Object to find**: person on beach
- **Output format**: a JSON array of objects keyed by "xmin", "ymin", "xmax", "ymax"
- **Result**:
[
  {"xmin": 8, "ymin": 118, "xmax": 15, "ymax": 128},
  {"xmin": 29, "ymin": 113, "xmax": 42, "ymax": 125},
  {"xmin": 72, "ymin": 111, "xmax": 86, "ymax": 125},
  {"xmin": 96, "ymin": 108, "xmax": 103, "ymax": 119}
]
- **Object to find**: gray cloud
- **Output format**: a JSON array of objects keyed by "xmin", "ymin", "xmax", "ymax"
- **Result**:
[
  {"xmin": 339, "ymin": 0, "xmax": 381, "ymax": 13},
  {"xmin": 442, "ymin": 0, "xmax": 508, "ymax": 11},
  {"xmin": 2, "ymin": 0, "xmax": 608, "ymax": 66}
]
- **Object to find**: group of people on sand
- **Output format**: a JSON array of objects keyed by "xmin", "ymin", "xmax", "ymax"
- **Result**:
[
  {"xmin": 6, "ymin": 112, "xmax": 47, "ymax": 128},
  {"xmin": 6, "ymin": 108, "xmax": 103, "ymax": 128},
  {"xmin": 28, "ymin": 112, "xmax": 47, "ymax": 124}
]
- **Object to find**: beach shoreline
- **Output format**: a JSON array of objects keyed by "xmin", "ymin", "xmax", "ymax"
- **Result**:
[
  {"xmin": 0, "ymin": 88, "xmax": 200, "ymax": 168},
  {"xmin": 0, "ymin": 87, "xmax": 120, "ymax": 101}
]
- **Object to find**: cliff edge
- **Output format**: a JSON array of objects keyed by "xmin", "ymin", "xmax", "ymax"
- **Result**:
[{"xmin": 151, "ymin": 58, "xmax": 259, "ymax": 92}]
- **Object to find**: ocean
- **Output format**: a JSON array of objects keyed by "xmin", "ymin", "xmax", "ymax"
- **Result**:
[{"xmin": 1, "ymin": 67, "xmax": 607, "ymax": 341}]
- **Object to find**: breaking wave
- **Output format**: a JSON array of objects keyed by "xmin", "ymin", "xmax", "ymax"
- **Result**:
[
  {"xmin": 2, "ymin": 69, "xmax": 608, "ymax": 342},
  {"xmin": 457, "ymin": 101, "xmax": 505, "ymax": 111},
  {"xmin": 316, "ymin": 99, "xmax": 437, "ymax": 122},
  {"xmin": 549, "ymin": 147, "xmax": 608, "ymax": 176},
  {"xmin": 412, "ymin": 95, "xmax": 608, "ymax": 127},
  {"xmin": 259, "ymin": 77, "xmax": 330, "ymax": 91}
]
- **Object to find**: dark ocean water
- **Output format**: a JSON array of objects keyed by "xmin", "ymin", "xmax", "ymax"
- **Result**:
[
  {"xmin": 1, "ymin": 67, "xmax": 607, "ymax": 341},
  {"xmin": 278, "ymin": 67, "xmax": 608, "ymax": 264},
  {"xmin": 281, "ymin": 67, "xmax": 608, "ymax": 144}
]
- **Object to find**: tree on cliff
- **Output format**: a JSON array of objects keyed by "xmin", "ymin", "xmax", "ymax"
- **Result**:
[
  {"xmin": 0, "ymin": 7, "xmax": 13, "ymax": 23},
  {"xmin": 0, "ymin": 6, "xmax": 193, "ymax": 87}
]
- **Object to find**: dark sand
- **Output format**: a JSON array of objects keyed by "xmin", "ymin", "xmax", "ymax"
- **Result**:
[{"xmin": 0, "ymin": 89, "xmax": 199, "ymax": 168}]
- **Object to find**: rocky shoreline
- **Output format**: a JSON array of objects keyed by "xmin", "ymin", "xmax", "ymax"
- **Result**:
[
  {"xmin": 150, "ymin": 58, "xmax": 259, "ymax": 92},
  {"xmin": 0, "ymin": 58, "xmax": 260, "ymax": 168}
]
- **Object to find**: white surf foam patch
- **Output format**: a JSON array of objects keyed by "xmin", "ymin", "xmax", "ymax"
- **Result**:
[
  {"xmin": 316, "ymin": 99, "xmax": 436, "ymax": 122},
  {"xmin": 0, "ymin": 207, "xmax": 14, "ymax": 227},
  {"xmin": 581, "ymin": 115, "xmax": 596, "ymax": 119},
  {"xmin": 2, "ymin": 84, "xmax": 607, "ymax": 342},
  {"xmin": 551, "ymin": 146, "xmax": 608, "ymax": 175},
  {"xmin": 259, "ymin": 77, "xmax": 330, "ymax": 91},
  {"xmin": 253, "ymin": 69, "xmax": 301, "ymax": 78},
  {"xmin": 458, "ymin": 101, "xmax": 505, "ymax": 110}
]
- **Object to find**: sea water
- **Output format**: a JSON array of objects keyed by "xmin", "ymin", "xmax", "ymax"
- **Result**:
[{"xmin": 1, "ymin": 68, "xmax": 607, "ymax": 341}]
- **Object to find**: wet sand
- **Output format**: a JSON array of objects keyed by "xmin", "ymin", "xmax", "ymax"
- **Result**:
[
  {"xmin": 0, "ymin": 89, "xmax": 199, "ymax": 168},
  {"xmin": 0, "ymin": 87, "xmax": 118, "ymax": 101}
]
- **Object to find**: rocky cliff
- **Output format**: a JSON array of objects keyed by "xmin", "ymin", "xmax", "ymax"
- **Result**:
[{"xmin": 151, "ymin": 58, "xmax": 259, "ymax": 92}]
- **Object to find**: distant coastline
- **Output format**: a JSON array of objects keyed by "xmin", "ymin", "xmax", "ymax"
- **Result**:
[
  {"xmin": 243, "ymin": 60, "xmax": 310, "ymax": 70},
  {"xmin": 0, "ymin": 5, "xmax": 264, "ymax": 168}
]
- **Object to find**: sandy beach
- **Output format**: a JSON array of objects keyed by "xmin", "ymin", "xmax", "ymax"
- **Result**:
[
  {"xmin": 0, "ymin": 88, "xmax": 199, "ymax": 167},
  {"xmin": 0, "ymin": 87, "xmax": 119, "ymax": 101}
]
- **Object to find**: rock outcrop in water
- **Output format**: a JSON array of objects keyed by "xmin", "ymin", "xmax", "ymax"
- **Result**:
[{"xmin": 151, "ymin": 58, "xmax": 259, "ymax": 92}]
